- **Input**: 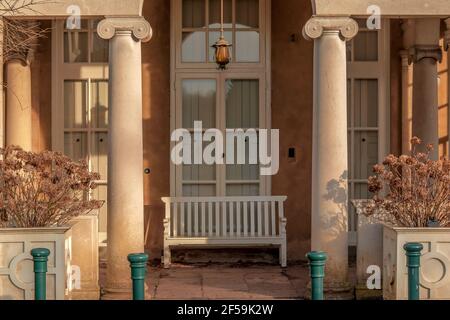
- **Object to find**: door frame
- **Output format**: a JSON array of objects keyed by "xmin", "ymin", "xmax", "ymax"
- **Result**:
[{"xmin": 170, "ymin": 0, "xmax": 272, "ymax": 197}]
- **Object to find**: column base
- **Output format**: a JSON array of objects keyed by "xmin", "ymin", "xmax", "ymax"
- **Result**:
[
  {"xmin": 70, "ymin": 288, "xmax": 101, "ymax": 300},
  {"xmin": 355, "ymin": 284, "xmax": 382, "ymax": 300},
  {"xmin": 305, "ymin": 281, "xmax": 354, "ymax": 300},
  {"xmin": 101, "ymin": 286, "xmax": 132, "ymax": 300}
]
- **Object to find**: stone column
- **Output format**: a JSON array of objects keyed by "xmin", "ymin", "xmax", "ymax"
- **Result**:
[
  {"xmin": 410, "ymin": 18, "xmax": 441, "ymax": 159},
  {"xmin": 97, "ymin": 17, "xmax": 152, "ymax": 299},
  {"xmin": 5, "ymin": 56, "xmax": 33, "ymax": 151},
  {"xmin": 400, "ymin": 19, "xmax": 415, "ymax": 155},
  {"xmin": 303, "ymin": 17, "xmax": 358, "ymax": 299}
]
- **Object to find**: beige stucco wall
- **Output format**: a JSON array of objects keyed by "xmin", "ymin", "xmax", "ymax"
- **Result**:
[{"xmin": 29, "ymin": 1, "xmax": 450, "ymax": 262}]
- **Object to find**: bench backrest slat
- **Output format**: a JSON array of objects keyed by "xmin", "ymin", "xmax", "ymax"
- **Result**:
[{"xmin": 163, "ymin": 196, "xmax": 287, "ymax": 239}]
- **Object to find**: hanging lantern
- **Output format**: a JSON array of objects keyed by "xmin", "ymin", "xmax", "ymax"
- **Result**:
[
  {"xmin": 212, "ymin": 0, "xmax": 231, "ymax": 70},
  {"xmin": 212, "ymin": 36, "xmax": 231, "ymax": 70}
]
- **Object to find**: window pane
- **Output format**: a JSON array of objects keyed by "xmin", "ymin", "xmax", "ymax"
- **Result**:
[
  {"xmin": 226, "ymin": 79, "xmax": 259, "ymax": 128},
  {"xmin": 182, "ymin": 79, "xmax": 216, "ymax": 128},
  {"xmin": 226, "ymin": 184, "xmax": 259, "ymax": 196},
  {"xmin": 182, "ymin": 0, "xmax": 206, "ymax": 28},
  {"xmin": 91, "ymin": 33, "xmax": 109, "ymax": 63},
  {"xmin": 235, "ymin": 31, "xmax": 259, "ymax": 62},
  {"xmin": 64, "ymin": 31, "xmax": 88, "ymax": 63},
  {"xmin": 354, "ymin": 31, "xmax": 378, "ymax": 61},
  {"xmin": 354, "ymin": 131, "xmax": 378, "ymax": 180},
  {"xmin": 64, "ymin": 133, "xmax": 88, "ymax": 161},
  {"xmin": 64, "ymin": 81, "xmax": 87, "ymax": 128},
  {"xmin": 91, "ymin": 133, "xmax": 108, "ymax": 180},
  {"xmin": 209, "ymin": 0, "xmax": 232, "ymax": 28},
  {"xmin": 182, "ymin": 184, "xmax": 216, "ymax": 196},
  {"xmin": 354, "ymin": 79, "xmax": 378, "ymax": 127},
  {"xmin": 90, "ymin": 80, "xmax": 109, "ymax": 128},
  {"xmin": 208, "ymin": 31, "xmax": 233, "ymax": 62},
  {"xmin": 92, "ymin": 184, "xmax": 107, "ymax": 237},
  {"xmin": 182, "ymin": 32, "xmax": 206, "ymax": 62},
  {"xmin": 236, "ymin": 0, "xmax": 259, "ymax": 28}
]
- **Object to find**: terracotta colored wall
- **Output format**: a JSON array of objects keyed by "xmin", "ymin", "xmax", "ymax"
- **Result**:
[
  {"xmin": 31, "ymin": 21, "xmax": 52, "ymax": 152},
  {"xmin": 142, "ymin": 0, "xmax": 171, "ymax": 259},
  {"xmin": 271, "ymin": 0, "xmax": 313, "ymax": 261}
]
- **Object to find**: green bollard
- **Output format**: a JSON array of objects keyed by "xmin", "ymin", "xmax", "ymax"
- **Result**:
[
  {"xmin": 31, "ymin": 248, "xmax": 50, "ymax": 300},
  {"xmin": 306, "ymin": 251, "xmax": 327, "ymax": 300},
  {"xmin": 127, "ymin": 253, "xmax": 149, "ymax": 300},
  {"xmin": 404, "ymin": 242, "xmax": 423, "ymax": 300}
]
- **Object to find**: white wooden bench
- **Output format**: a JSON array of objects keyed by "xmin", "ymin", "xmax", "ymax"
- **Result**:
[{"xmin": 162, "ymin": 196, "xmax": 288, "ymax": 268}]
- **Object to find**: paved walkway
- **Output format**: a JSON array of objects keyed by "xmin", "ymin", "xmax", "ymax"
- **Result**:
[{"xmin": 100, "ymin": 263, "xmax": 310, "ymax": 300}]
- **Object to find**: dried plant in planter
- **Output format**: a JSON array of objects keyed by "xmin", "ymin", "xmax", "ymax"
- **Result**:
[
  {"xmin": 0, "ymin": 146, "xmax": 104, "ymax": 228},
  {"xmin": 365, "ymin": 137, "xmax": 450, "ymax": 227}
]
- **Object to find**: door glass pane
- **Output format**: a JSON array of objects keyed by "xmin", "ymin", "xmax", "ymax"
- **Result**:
[
  {"xmin": 182, "ymin": 79, "xmax": 216, "ymax": 128},
  {"xmin": 226, "ymin": 184, "xmax": 259, "ymax": 196},
  {"xmin": 235, "ymin": 31, "xmax": 260, "ymax": 62},
  {"xmin": 236, "ymin": 0, "xmax": 259, "ymax": 28},
  {"xmin": 91, "ymin": 32, "xmax": 109, "ymax": 63},
  {"xmin": 354, "ymin": 79, "xmax": 378, "ymax": 127},
  {"xmin": 225, "ymin": 79, "xmax": 260, "ymax": 196},
  {"xmin": 354, "ymin": 182, "xmax": 373, "ymax": 201},
  {"xmin": 226, "ymin": 136, "xmax": 259, "ymax": 180},
  {"xmin": 64, "ymin": 133, "xmax": 88, "ymax": 161},
  {"xmin": 64, "ymin": 81, "xmax": 87, "ymax": 128},
  {"xmin": 182, "ymin": 32, "xmax": 206, "ymax": 62},
  {"xmin": 354, "ymin": 131, "xmax": 378, "ymax": 180},
  {"xmin": 354, "ymin": 31, "xmax": 378, "ymax": 61},
  {"xmin": 209, "ymin": 0, "xmax": 232, "ymax": 28},
  {"xmin": 182, "ymin": 0, "xmax": 206, "ymax": 28},
  {"xmin": 64, "ymin": 32, "xmax": 88, "ymax": 63},
  {"xmin": 183, "ymin": 141, "xmax": 216, "ymax": 181},
  {"xmin": 226, "ymin": 79, "xmax": 259, "ymax": 128},
  {"xmin": 91, "ymin": 133, "xmax": 108, "ymax": 181},
  {"xmin": 183, "ymin": 184, "xmax": 216, "ymax": 196},
  {"xmin": 90, "ymin": 81, "xmax": 109, "ymax": 128}
]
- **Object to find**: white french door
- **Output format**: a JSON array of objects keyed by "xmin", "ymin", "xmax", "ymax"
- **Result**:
[
  {"xmin": 346, "ymin": 19, "xmax": 390, "ymax": 245},
  {"xmin": 52, "ymin": 20, "xmax": 110, "ymax": 246},
  {"xmin": 174, "ymin": 72, "xmax": 268, "ymax": 197}
]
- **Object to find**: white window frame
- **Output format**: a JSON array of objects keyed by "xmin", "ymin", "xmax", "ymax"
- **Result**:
[
  {"xmin": 51, "ymin": 19, "xmax": 109, "ymax": 245},
  {"xmin": 347, "ymin": 19, "xmax": 391, "ymax": 245},
  {"xmin": 170, "ymin": 0, "xmax": 272, "ymax": 197}
]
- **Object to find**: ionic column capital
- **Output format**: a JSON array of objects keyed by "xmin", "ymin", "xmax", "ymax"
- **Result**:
[
  {"xmin": 97, "ymin": 17, "xmax": 152, "ymax": 42},
  {"xmin": 303, "ymin": 17, "xmax": 358, "ymax": 41},
  {"xmin": 409, "ymin": 45, "xmax": 442, "ymax": 64}
]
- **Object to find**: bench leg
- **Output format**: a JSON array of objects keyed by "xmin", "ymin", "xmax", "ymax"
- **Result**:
[
  {"xmin": 279, "ymin": 244, "xmax": 287, "ymax": 268},
  {"xmin": 163, "ymin": 244, "xmax": 171, "ymax": 269}
]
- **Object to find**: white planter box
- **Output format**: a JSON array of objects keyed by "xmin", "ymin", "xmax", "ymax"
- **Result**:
[
  {"xmin": 0, "ymin": 227, "xmax": 72, "ymax": 300},
  {"xmin": 383, "ymin": 225, "xmax": 450, "ymax": 300},
  {"xmin": 69, "ymin": 215, "xmax": 99, "ymax": 300}
]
